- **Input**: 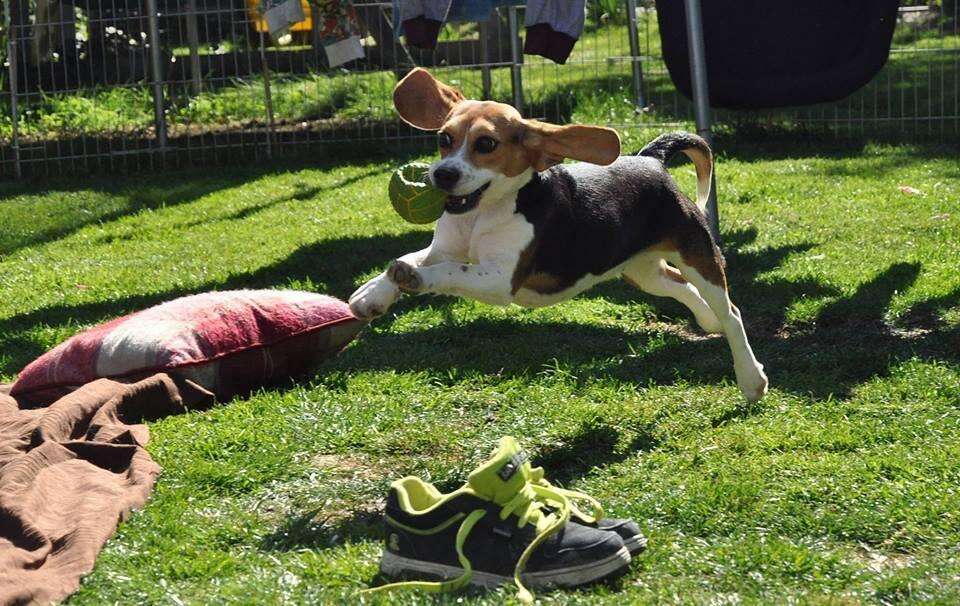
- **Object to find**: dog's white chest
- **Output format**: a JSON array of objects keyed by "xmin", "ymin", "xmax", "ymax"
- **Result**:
[{"xmin": 437, "ymin": 199, "xmax": 534, "ymax": 265}]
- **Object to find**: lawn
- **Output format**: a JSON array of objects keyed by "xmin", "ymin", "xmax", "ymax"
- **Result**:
[{"xmin": 0, "ymin": 138, "xmax": 959, "ymax": 604}]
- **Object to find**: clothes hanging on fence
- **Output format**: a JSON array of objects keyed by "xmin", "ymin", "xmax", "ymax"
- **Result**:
[
  {"xmin": 261, "ymin": 0, "xmax": 307, "ymax": 39},
  {"xmin": 393, "ymin": 0, "xmax": 584, "ymax": 64},
  {"xmin": 259, "ymin": 0, "xmax": 365, "ymax": 66},
  {"xmin": 393, "ymin": 0, "xmax": 514, "ymax": 50},
  {"xmin": 523, "ymin": 0, "xmax": 586, "ymax": 64},
  {"xmin": 446, "ymin": 0, "xmax": 509, "ymax": 22},
  {"xmin": 313, "ymin": 0, "xmax": 366, "ymax": 67}
]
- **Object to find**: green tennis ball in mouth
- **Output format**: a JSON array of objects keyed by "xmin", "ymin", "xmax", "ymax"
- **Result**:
[{"xmin": 389, "ymin": 162, "xmax": 448, "ymax": 224}]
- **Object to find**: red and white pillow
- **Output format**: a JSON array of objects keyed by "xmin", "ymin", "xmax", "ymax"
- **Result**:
[{"xmin": 11, "ymin": 290, "xmax": 365, "ymax": 403}]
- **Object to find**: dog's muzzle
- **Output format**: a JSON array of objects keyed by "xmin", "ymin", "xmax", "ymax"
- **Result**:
[{"xmin": 444, "ymin": 183, "xmax": 489, "ymax": 214}]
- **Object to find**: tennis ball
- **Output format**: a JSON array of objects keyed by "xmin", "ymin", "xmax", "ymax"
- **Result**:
[{"xmin": 389, "ymin": 162, "xmax": 447, "ymax": 224}]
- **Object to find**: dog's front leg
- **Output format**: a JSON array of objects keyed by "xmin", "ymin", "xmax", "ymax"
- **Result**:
[
  {"xmin": 349, "ymin": 247, "xmax": 444, "ymax": 319},
  {"xmin": 388, "ymin": 258, "xmax": 514, "ymax": 306}
]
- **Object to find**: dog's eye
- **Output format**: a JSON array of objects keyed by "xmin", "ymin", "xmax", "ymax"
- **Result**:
[
  {"xmin": 438, "ymin": 132, "xmax": 453, "ymax": 148},
  {"xmin": 474, "ymin": 136, "xmax": 498, "ymax": 154}
]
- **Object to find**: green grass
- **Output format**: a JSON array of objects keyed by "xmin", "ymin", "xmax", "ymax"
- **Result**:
[{"xmin": 1, "ymin": 139, "xmax": 959, "ymax": 604}]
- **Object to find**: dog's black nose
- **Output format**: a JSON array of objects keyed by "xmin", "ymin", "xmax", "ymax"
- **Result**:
[{"xmin": 432, "ymin": 167, "xmax": 460, "ymax": 191}]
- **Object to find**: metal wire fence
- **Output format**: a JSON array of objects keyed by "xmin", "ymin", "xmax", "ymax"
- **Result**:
[{"xmin": 1, "ymin": 1, "xmax": 957, "ymax": 179}]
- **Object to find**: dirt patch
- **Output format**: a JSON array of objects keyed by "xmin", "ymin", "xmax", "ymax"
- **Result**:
[
  {"xmin": 651, "ymin": 320, "xmax": 719, "ymax": 342},
  {"xmin": 311, "ymin": 452, "xmax": 382, "ymax": 481},
  {"xmin": 854, "ymin": 543, "xmax": 915, "ymax": 573}
]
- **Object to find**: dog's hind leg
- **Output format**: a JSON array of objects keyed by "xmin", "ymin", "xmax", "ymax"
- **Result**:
[
  {"xmin": 662, "ymin": 238, "xmax": 768, "ymax": 403},
  {"xmin": 623, "ymin": 255, "xmax": 722, "ymax": 334}
]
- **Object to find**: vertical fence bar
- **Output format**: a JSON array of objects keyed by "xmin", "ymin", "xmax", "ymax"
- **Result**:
[
  {"xmin": 626, "ymin": 0, "xmax": 645, "ymax": 109},
  {"xmin": 5, "ymin": 0, "xmax": 22, "ymax": 177},
  {"xmin": 258, "ymin": 30, "xmax": 275, "ymax": 159},
  {"xmin": 145, "ymin": 0, "xmax": 168, "ymax": 149},
  {"xmin": 479, "ymin": 17, "xmax": 492, "ymax": 100},
  {"xmin": 185, "ymin": 0, "xmax": 203, "ymax": 95},
  {"xmin": 682, "ymin": 0, "xmax": 719, "ymax": 242},
  {"xmin": 508, "ymin": 5, "xmax": 523, "ymax": 113},
  {"xmin": 310, "ymin": 2, "xmax": 322, "ymax": 68}
]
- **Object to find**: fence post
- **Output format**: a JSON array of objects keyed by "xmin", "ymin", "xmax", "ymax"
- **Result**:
[
  {"xmin": 682, "ymin": 0, "xmax": 719, "ymax": 243},
  {"xmin": 479, "ymin": 18, "xmax": 492, "ymax": 100},
  {"xmin": 508, "ymin": 5, "xmax": 523, "ymax": 113},
  {"xmin": 5, "ymin": 0, "xmax": 22, "ymax": 177},
  {"xmin": 310, "ymin": 2, "xmax": 322, "ymax": 67},
  {"xmin": 626, "ymin": 0, "xmax": 646, "ymax": 110},
  {"xmin": 258, "ymin": 31, "xmax": 276, "ymax": 159},
  {"xmin": 185, "ymin": 0, "xmax": 202, "ymax": 95},
  {"xmin": 145, "ymin": 0, "xmax": 168, "ymax": 149}
]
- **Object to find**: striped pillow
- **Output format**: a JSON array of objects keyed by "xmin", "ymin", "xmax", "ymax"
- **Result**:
[{"xmin": 11, "ymin": 290, "xmax": 364, "ymax": 403}]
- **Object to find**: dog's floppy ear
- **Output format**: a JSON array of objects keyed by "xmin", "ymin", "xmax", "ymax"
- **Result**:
[
  {"xmin": 521, "ymin": 120, "xmax": 621, "ymax": 171},
  {"xmin": 393, "ymin": 68, "xmax": 465, "ymax": 131}
]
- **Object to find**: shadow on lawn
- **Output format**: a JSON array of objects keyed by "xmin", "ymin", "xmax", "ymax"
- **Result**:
[
  {"xmin": 0, "ymin": 230, "xmax": 432, "ymax": 375},
  {"xmin": 261, "ymin": 506, "xmax": 383, "ymax": 552},
  {"xmin": 2, "ymin": 227, "xmax": 958, "ymax": 402},
  {"xmin": 326, "ymin": 227, "xmax": 960, "ymax": 400},
  {"xmin": 0, "ymin": 150, "xmax": 422, "ymax": 257},
  {"xmin": 717, "ymin": 138, "xmax": 960, "ymax": 177},
  {"xmin": 172, "ymin": 167, "xmax": 387, "ymax": 231},
  {"xmin": 534, "ymin": 422, "xmax": 661, "ymax": 488},
  {"xmin": 0, "ymin": 174, "xmax": 236, "ymax": 257}
]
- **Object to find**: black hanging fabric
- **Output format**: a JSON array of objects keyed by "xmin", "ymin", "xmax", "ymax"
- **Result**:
[{"xmin": 655, "ymin": 0, "xmax": 900, "ymax": 109}]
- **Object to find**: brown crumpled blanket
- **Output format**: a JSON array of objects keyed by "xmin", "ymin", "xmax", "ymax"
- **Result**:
[{"xmin": 0, "ymin": 374, "xmax": 212, "ymax": 605}]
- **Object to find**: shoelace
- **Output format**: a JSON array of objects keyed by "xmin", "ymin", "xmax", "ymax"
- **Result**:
[
  {"xmin": 364, "ymin": 482, "xmax": 571, "ymax": 603},
  {"xmin": 530, "ymin": 466, "xmax": 605, "ymax": 524}
]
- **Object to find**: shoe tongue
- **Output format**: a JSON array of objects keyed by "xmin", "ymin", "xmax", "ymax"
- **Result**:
[{"xmin": 467, "ymin": 436, "xmax": 533, "ymax": 505}]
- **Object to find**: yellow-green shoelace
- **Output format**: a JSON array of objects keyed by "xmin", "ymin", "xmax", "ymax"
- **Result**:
[
  {"xmin": 363, "ymin": 482, "xmax": 571, "ymax": 603},
  {"xmin": 530, "ymin": 466, "xmax": 605, "ymax": 524}
]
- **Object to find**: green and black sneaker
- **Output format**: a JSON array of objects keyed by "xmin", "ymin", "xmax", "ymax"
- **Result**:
[
  {"xmin": 529, "ymin": 466, "xmax": 648, "ymax": 556},
  {"xmin": 367, "ymin": 437, "xmax": 631, "ymax": 602}
]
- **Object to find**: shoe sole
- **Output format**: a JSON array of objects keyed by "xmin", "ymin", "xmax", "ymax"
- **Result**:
[
  {"xmin": 380, "ymin": 545, "xmax": 631, "ymax": 590},
  {"xmin": 622, "ymin": 535, "xmax": 648, "ymax": 556}
]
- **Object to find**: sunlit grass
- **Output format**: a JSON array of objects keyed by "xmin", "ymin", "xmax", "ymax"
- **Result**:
[{"xmin": 0, "ymin": 139, "xmax": 957, "ymax": 604}]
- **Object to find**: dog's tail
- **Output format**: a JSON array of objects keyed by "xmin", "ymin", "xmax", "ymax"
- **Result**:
[{"xmin": 638, "ymin": 132, "xmax": 713, "ymax": 213}]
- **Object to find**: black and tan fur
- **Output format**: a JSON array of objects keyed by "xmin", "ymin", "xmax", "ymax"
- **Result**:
[{"xmin": 349, "ymin": 69, "xmax": 768, "ymax": 402}]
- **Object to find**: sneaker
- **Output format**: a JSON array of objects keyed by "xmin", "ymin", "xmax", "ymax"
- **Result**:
[
  {"xmin": 367, "ymin": 437, "xmax": 631, "ymax": 602},
  {"xmin": 529, "ymin": 466, "xmax": 648, "ymax": 556}
]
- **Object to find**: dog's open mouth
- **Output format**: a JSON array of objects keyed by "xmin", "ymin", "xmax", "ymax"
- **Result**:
[{"xmin": 444, "ymin": 183, "xmax": 490, "ymax": 214}]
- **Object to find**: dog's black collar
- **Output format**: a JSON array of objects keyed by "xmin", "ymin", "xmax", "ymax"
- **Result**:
[{"xmin": 444, "ymin": 183, "xmax": 489, "ymax": 214}]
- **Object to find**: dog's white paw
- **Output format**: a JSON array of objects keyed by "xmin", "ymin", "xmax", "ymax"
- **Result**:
[
  {"xmin": 387, "ymin": 259, "xmax": 424, "ymax": 293},
  {"xmin": 737, "ymin": 364, "xmax": 769, "ymax": 404},
  {"xmin": 349, "ymin": 275, "xmax": 400, "ymax": 320}
]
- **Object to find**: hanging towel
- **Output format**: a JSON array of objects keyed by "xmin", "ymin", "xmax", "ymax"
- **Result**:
[
  {"xmin": 393, "ymin": 0, "xmax": 451, "ymax": 49},
  {"xmin": 446, "ymin": 0, "xmax": 505, "ymax": 22},
  {"xmin": 313, "ymin": 0, "xmax": 366, "ymax": 67},
  {"xmin": 261, "ymin": 0, "xmax": 307, "ymax": 39},
  {"xmin": 393, "ymin": 0, "xmax": 512, "ymax": 49},
  {"xmin": 524, "ymin": 0, "xmax": 585, "ymax": 64}
]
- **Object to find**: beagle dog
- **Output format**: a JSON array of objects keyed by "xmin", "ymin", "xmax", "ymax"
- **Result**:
[{"xmin": 350, "ymin": 68, "xmax": 768, "ymax": 403}]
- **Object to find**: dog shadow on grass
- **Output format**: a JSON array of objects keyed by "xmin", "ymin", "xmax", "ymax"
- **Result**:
[{"xmin": 328, "ymin": 227, "xmax": 960, "ymax": 402}]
